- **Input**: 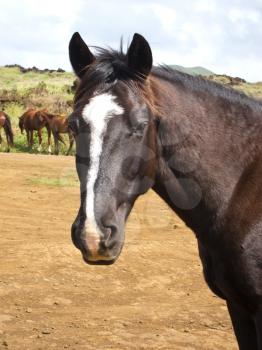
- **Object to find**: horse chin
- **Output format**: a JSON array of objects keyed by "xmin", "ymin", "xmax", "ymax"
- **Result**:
[
  {"xmin": 81, "ymin": 252, "xmax": 120, "ymax": 265},
  {"xmin": 80, "ymin": 240, "xmax": 124, "ymax": 266},
  {"xmin": 82, "ymin": 256, "xmax": 118, "ymax": 265}
]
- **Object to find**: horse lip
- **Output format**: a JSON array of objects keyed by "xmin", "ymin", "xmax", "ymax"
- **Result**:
[
  {"xmin": 71, "ymin": 229, "xmax": 83, "ymax": 251},
  {"xmin": 82, "ymin": 255, "xmax": 117, "ymax": 265},
  {"xmin": 82, "ymin": 253, "xmax": 118, "ymax": 265},
  {"xmin": 73, "ymin": 235, "xmax": 120, "ymax": 265}
]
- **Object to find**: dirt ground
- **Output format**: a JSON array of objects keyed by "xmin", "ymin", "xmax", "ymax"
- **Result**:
[{"xmin": 0, "ymin": 153, "xmax": 237, "ymax": 350}]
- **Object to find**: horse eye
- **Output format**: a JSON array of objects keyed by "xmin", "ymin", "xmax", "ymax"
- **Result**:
[
  {"xmin": 122, "ymin": 156, "xmax": 142, "ymax": 180},
  {"xmin": 130, "ymin": 121, "xmax": 148, "ymax": 137},
  {"xmin": 138, "ymin": 121, "xmax": 148, "ymax": 130}
]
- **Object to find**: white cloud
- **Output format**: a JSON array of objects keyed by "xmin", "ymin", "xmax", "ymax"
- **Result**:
[
  {"xmin": 0, "ymin": 0, "xmax": 85, "ymax": 56},
  {"xmin": 150, "ymin": 4, "xmax": 176, "ymax": 32},
  {"xmin": 193, "ymin": 0, "xmax": 218, "ymax": 13},
  {"xmin": 0, "ymin": 0, "xmax": 261, "ymax": 82},
  {"xmin": 229, "ymin": 8, "xmax": 261, "ymax": 23}
]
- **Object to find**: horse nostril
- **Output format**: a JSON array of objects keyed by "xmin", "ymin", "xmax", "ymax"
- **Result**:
[{"xmin": 101, "ymin": 225, "xmax": 117, "ymax": 249}]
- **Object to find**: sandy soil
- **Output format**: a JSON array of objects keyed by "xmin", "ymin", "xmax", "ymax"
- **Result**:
[{"xmin": 0, "ymin": 153, "xmax": 237, "ymax": 350}]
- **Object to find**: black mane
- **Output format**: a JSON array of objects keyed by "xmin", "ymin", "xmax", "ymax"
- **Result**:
[
  {"xmin": 75, "ymin": 46, "xmax": 139, "ymax": 102},
  {"xmin": 153, "ymin": 65, "xmax": 262, "ymax": 112},
  {"xmin": 76, "ymin": 46, "xmax": 262, "ymax": 114}
]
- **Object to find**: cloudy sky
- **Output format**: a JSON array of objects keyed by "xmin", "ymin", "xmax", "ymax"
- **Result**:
[{"xmin": 0, "ymin": 0, "xmax": 261, "ymax": 82}]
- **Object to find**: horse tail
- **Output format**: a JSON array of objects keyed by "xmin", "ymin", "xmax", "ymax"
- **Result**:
[
  {"xmin": 4, "ymin": 115, "xmax": 14, "ymax": 146},
  {"xmin": 19, "ymin": 116, "xmax": 24, "ymax": 134}
]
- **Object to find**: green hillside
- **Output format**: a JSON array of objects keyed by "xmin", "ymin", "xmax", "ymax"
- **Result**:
[
  {"xmin": 169, "ymin": 65, "xmax": 214, "ymax": 76},
  {"xmin": 0, "ymin": 66, "xmax": 75, "ymax": 154},
  {"xmin": 0, "ymin": 64, "xmax": 261, "ymax": 154},
  {"xmin": 0, "ymin": 66, "xmax": 74, "ymax": 110},
  {"xmin": 0, "ymin": 65, "xmax": 74, "ymax": 125}
]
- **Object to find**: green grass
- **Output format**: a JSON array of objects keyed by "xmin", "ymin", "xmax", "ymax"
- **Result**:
[
  {"xmin": 10, "ymin": 129, "xmax": 75, "ymax": 155},
  {"xmin": 207, "ymin": 75, "xmax": 262, "ymax": 99},
  {"xmin": 0, "ymin": 65, "xmax": 262, "ymax": 155},
  {"xmin": 0, "ymin": 67, "xmax": 74, "ymax": 92},
  {"xmin": 0, "ymin": 66, "xmax": 74, "ymax": 117},
  {"xmin": 169, "ymin": 65, "xmax": 214, "ymax": 76},
  {"xmin": 0, "ymin": 66, "xmax": 76, "ymax": 155},
  {"xmin": 26, "ymin": 170, "xmax": 79, "ymax": 187},
  {"xmin": 235, "ymin": 82, "xmax": 262, "ymax": 99}
]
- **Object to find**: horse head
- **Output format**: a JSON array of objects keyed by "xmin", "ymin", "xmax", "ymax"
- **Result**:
[{"xmin": 68, "ymin": 33, "xmax": 158, "ymax": 264}]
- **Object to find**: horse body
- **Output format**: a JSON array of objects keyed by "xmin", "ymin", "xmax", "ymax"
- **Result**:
[
  {"xmin": 44, "ymin": 114, "xmax": 74, "ymax": 155},
  {"xmin": 68, "ymin": 32, "xmax": 262, "ymax": 349},
  {"xmin": 150, "ymin": 74, "xmax": 262, "ymax": 348},
  {"xmin": 0, "ymin": 111, "xmax": 14, "ymax": 151},
  {"xmin": 19, "ymin": 109, "xmax": 51, "ymax": 152}
]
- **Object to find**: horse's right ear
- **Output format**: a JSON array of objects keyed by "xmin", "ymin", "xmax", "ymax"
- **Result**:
[
  {"xmin": 69, "ymin": 32, "xmax": 95, "ymax": 79},
  {"xmin": 127, "ymin": 33, "xmax": 152, "ymax": 79}
]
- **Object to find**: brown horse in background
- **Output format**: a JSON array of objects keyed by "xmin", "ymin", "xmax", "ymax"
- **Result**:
[
  {"xmin": 39, "ymin": 112, "xmax": 74, "ymax": 155},
  {"xmin": 19, "ymin": 109, "xmax": 51, "ymax": 152},
  {"xmin": 0, "ymin": 111, "xmax": 14, "ymax": 152}
]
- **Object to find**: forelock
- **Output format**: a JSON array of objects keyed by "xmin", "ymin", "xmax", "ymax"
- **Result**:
[{"xmin": 74, "ymin": 46, "xmax": 145, "ymax": 106}]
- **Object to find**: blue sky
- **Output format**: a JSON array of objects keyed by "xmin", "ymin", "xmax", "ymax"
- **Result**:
[{"xmin": 0, "ymin": 0, "xmax": 261, "ymax": 82}]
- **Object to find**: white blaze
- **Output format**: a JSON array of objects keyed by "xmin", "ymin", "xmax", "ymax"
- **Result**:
[{"xmin": 82, "ymin": 93, "xmax": 123, "ymax": 256}]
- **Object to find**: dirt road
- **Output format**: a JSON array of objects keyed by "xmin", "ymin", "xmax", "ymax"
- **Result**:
[{"xmin": 0, "ymin": 153, "xmax": 237, "ymax": 349}]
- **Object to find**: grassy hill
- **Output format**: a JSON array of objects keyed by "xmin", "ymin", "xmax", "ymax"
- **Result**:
[
  {"xmin": 206, "ymin": 74, "xmax": 262, "ymax": 99},
  {"xmin": 0, "ymin": 65, "xmax": 261, "ymax": 154},
  {"xmin": 0, "ymin": 66, "xmax": 75, "ymax": 154},
  {"xmin": 0, "ymin": 66, "xmax": 74, "ymax": 110},
  {"xmin": 169, "ymin": 65, "xmax": 214, "ymax": 76}
]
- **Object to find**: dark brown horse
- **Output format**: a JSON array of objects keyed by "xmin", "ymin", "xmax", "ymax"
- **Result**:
[
  {"xmin": 39, "ymin": 112, "xmax": 74, "ymax": 155},
  {"xmin": 0, "ymin": 111, "xmax": 14, "ymax": 152},
  {"xmin": 19, "ymin": 109, "xmax": 51, "ymax": 152},
  {"xmin": 68, "ymin": 32, "xmax": 262, "ymax": 349}
]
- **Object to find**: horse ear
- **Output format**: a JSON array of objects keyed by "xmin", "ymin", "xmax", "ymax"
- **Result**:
[
  {"xmin": 69, "ymin": 32, "xmax": 95, "ymax": 79},
  {"xmin": 127, "ymin": 33, "xmax": 152, "ymax": 79}
]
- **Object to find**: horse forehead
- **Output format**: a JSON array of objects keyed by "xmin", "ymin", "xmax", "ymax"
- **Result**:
[{"xmin": 82, "ymin": 93, "xmax": 124, "ymax": 129}]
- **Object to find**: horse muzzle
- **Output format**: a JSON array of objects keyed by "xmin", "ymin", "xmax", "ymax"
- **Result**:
[{"xmin": 71, "ymin": 219, "xmax": 124, "ymax": 265}]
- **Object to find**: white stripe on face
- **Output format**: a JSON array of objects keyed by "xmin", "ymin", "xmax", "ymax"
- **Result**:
[{"xmin": 82, "ymin": 93, "xmax": 123, "ymax": 258}]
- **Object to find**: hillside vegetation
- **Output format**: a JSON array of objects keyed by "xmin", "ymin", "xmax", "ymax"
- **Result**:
[
  {"xmin": 207, "ymin": 74, "xmax": 262, "ymax": 99},
  {"xmin": 0, "ymin": 65, "xmax": 261, "ymax": 154},
  {"xmin": 169, "ymin": 65, "xmax": 214, "ymax": 76},
  {"xmin": 0, "ymin": 66, "xmax": 75, "ymax": 154}
]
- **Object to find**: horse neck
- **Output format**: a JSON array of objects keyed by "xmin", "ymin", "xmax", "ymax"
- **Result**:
[
  {"xmin": 42, "ymin": 112, "xmax": 54, "ymax": 119},
  {"xmin": 149, "ymin": 75, "xmax": 262, "ymax": 236}
]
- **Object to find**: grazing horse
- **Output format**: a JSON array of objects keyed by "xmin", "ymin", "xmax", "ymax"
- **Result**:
[
  {"xmin": 68, "ymin": 32, "xmax": 262, "ymax": 349},
  {"xmin": 19, "ymin": 109, "xmax": 51, "ymax": 152},
  {"xmin": 0, "ymin": 111, "xmax": 14, "ymax": 151},
  {"xmin": 40, "ymin": 112, "xmax": 74, "ymax": 155}
]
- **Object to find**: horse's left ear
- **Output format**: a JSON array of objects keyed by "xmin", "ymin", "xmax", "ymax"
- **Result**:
[
  {"xmin": 69, "ymin": 32, "xmax": 95, "ymax": 79},
  {"xmin": 127, "ymin": 33, "xmax": 153, "ymax": 79}
]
